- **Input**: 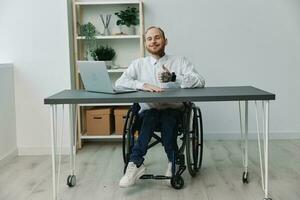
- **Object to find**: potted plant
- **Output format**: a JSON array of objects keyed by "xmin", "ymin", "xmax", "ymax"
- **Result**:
[
  {"xmin": 90, "ymin": 45, "xmax": 116, "ymax": 69},
  {"xmin": 78, "ymin": 22, "xmax": 97, "ymax": 60},
  {"xmin": 78, "ymin": 22, "xmax": 97, "ymax": 39},
  {"xmin": 115, "ymin": 7, "xmax": 139, "ymax": 35}
]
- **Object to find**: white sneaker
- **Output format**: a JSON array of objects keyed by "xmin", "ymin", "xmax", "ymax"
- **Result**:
[
  {"xmin": 119, "ymin": 162, "xmax": 145, "ymax": 188},
  {"xmin": 165, "ymin": 162, "xmax": 172, "ymax": 177},
  {"xmin": 163, "ymin": 162, "xmax": 172, "ymax": 185}
]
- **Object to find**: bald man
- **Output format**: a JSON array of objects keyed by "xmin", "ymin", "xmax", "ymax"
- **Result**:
[{"xmin": 116, "ymin": 26, "xmax": 205, "ymax": 187}]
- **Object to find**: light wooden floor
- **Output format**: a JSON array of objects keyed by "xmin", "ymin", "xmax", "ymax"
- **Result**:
[{"xmin": 0, "ymin": 140, "xmax": 299, "ymax": 200}]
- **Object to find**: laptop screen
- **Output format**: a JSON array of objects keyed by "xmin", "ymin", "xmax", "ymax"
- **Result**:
[{"xmin": 77, "ymin": 61, "xmax": 115, "ymax": 93}]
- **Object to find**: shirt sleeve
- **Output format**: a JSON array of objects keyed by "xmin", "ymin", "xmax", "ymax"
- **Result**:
[
  {"xmin": 115, "ymin": 60, "xmax": 145, "ymax": 90},
  {"xmin": 176, "ymin": 57, "xmax": 205, "ymax": 88}
]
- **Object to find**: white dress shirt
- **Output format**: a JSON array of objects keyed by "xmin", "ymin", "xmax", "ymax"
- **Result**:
[{"xmin": 115, "ymin": 54, "xmax": 205, "ymax": 111}]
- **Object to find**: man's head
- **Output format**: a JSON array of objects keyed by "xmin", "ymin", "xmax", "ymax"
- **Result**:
[{"xmin": 144, "ymin": 26, "xmax": 168, "ymax": 57}]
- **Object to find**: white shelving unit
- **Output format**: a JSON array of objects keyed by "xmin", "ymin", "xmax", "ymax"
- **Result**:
[
  {"xmin": 77, "ymin": 35, "xmax": 141, "ymax": 39},
  {"xmin": 72, "ymin": 0, "xmax": 144, "ymax": 147},
  {"xmin": 78, "ymin": 66, "xmax": 126, "ymax": 73},
  {"xmin": 81, "ymin": 134, "xmax": 122, "ymax": 139},
  {"xmin": 107, "ymin": 68, "xmax": 126, "ymax": 73},
  {"xmin": 78, "ymin": 103, "xmax": 132, "ymax": 106}
]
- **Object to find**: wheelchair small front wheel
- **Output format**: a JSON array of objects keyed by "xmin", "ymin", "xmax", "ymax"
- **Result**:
[
  {"xmin": 67, "ymin": 175, "xmax": 76, "ymax": 187},
  {"xmin": 171, "ymin": 175, "xmax": 184, "ymax": 189},
  {"xmin": 242, "ymin": 171, "xmax": 249, "ymax": 184}
]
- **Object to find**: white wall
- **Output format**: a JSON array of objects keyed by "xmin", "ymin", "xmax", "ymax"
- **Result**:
[
  {"xmin": 0, "ymin": 63, "xmax": 17, "ymax": 161},
  {"xmin": 0, "ymin": 0, "xmax": 71, "ymax": 155},
  {"xmin": 0, "ymin": 0, "xmax": 299, "ymax": 155},
  {"xmin": 144, "ymin": 0, "xmax": 300, "ymax": 138}
]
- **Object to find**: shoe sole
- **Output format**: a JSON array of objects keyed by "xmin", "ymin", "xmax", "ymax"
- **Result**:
[{"xmin": 135, "ymin": 166, "xmax": 146, "ymax": 180}]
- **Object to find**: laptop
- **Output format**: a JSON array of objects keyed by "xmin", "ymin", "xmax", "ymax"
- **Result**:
[{"xmin": 77, "ymin": 61, "xmax": 137, "ymax": 94}]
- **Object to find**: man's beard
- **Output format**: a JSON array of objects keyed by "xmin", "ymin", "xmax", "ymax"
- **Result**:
[{"xmin": 146, "ymin": 46, "xmax": 165, "ymax": 58}]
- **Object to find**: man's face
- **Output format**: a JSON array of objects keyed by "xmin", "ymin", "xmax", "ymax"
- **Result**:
[{"xmin": 145, "ymin": 28, "xmax": 167, "ymax": 56}]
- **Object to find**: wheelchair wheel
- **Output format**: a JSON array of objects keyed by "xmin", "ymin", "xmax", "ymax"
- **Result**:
[
  {"xmin": 122, "ymin": 107, "xmax": 134, "ymax": 165},
  {"xmin": 171, "ymin": 175, "xmax": 184, "ymax": 189},
  {"xmin": 186, "ymin": 105, "xmax": 204, "ymax": 177},
  {"xmin": 122, "ymin": 105, "xmax": 141, "ymax": 174},
  {"xmin": 66, "ymin": 175, "xmax": 76, "ymax": 187}
]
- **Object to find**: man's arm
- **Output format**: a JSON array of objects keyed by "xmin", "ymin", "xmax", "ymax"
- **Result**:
[
  {"xmin": 115, "ymin": 60, "xmax": 145, "ymax": 90},
  {"xmin": 176, "ymin": 57, "xmax": 205, "ymax": 88},
  {"xmin": 143, "ymin": 83, "xmax": 164, "ymax": 92},
  {"xmin": 157, "ymin": 57, "xmax": 205, "ymax": 88},
  {"xmin": 116, "ymin": 60, "xmax": 164, "ymax": 92}
]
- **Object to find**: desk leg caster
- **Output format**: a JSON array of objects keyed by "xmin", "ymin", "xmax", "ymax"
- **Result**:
[
  {"xmin": 67, "ymin": 175, "xmax": 76, "ymax": 187},
  {"xmin": 171, "ymin": 175, "xmax": 184, "ymax": 189},
  {"xmin": 242, "ymin": 171, "xmax": 249, "ymax": 184}
]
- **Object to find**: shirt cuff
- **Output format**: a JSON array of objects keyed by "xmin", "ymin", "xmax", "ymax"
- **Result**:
[
  {"xmin": 135, "ymin": 81, "xmax": 145, "ymax": 90},
  {"xmin": 175, "ymin": 75, "xmax": 183, "ymax": 86}
]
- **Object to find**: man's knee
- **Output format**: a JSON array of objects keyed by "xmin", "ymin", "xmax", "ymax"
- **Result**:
[
  {"xmin": 163, "ymin": 108, "xmax": 181, "ymax": 117},
  {"xmin": 141, "ymin": 109, "xmax": 159, "ymax": 121},
  {"xmin": 161, "ymin": 109, "xmax": 181, "ymax": 125}
]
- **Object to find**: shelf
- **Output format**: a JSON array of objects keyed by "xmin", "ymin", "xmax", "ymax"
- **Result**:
[
  {"xmin": 75, "ymin": 1, "xmax": 141, "ymax": 5},
  {"xmin": 73, "ymin": 0, "xmax": 144, "ymax": 148},
  {"xmin": 78, "ymin": 103, "xmax": 132, "ymax": 106},
  {"xmin": 77, "ymin": 67, "xmax": 126, "ymax": 74},
  {"xmin": 81, "ymin": 134, "xmax": 122, "ymax": 139},
  {"xmin": 108, "ymin": 68, "xmax": 126, "ymax": 73},
  {"xmin": 77, "ymin": 35, "xmax": 140, "ymax": 40}
]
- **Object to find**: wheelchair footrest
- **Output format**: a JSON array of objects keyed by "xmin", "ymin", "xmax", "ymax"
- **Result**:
[{"xmin": 140, "ymin": 174, "xmax": 170, "ymax": 180}]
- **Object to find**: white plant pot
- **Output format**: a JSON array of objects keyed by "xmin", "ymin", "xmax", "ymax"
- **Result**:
[
  {"xmin": 120, "ymin": 25, "xmax": 135, "ymax": 35},
  {"xmin": 104, "ymin": 60, "xmax": 113, "ymax": 69}
]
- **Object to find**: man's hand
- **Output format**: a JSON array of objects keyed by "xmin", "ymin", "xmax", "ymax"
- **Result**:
[
  {"xmin": 142, "ymin": 83, "xmax": 164, "ymax": 92},
  {"xmin": 158, "ymin": 65, "xmax": 172, "ymax": 83}
]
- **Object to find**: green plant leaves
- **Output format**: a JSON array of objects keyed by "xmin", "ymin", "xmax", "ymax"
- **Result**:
[
  {"xmin": 79, "ymin": 22, "xmax": 96, "ymax": 40},
  {"xmin": 90, "ymin": 45, "xmax": 116, "ymax": 61},
  {"xmin": 115, "ymin": 7, "xmax": 139, "ymax": 27}
]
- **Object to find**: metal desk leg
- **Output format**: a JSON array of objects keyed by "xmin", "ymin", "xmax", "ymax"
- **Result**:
[
  {"xmin": 264, "ymin": 101, "xmax": 271, "ymax": 200},
  {"xmin": 50, "ymin": 105, "xmax": 57, "ymax": 200},
  {"xmin": 244, "ymin": 101, "xmax": 249, "ymax": 182},
  {"xmin": 50, "ymin": 104, "xmax": 70, "ymax": 199},
  {"xmin": 255, "ymin": 100, "xmax": 272, "ymax": 200},
  {"xmin": 238, "ymin": 101, "xmax": 249, "ymax": 183},
  {"xmin": 67, "ymin": 104, "xmax": 77, "ymax": 187}
]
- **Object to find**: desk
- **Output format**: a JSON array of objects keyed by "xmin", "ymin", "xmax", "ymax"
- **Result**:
[{"xmin": 44, "ymin": 86, "xmax": 275, "ymax": 200}]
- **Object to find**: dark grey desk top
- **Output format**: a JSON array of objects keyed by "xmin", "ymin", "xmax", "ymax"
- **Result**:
[{"xmin": 44, "ymin": 86, "xmax": 275, "ymax": 105}]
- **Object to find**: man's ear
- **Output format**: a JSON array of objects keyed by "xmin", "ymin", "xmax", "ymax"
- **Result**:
[{"xmin": 165, "ymin": 38, "xmax": 168, "ymax": 46}]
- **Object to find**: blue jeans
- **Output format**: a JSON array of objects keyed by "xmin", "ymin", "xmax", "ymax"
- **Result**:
[{"xmin": 129, "ymin": 108, "xmax": 181, "ymax": 166}]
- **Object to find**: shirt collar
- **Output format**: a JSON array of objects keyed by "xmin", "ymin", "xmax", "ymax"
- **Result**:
[{"xmin": 150, "ymin": 54, "xmax": 168, "ymax": 65}]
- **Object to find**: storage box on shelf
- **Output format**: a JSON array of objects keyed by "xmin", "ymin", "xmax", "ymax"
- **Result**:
[
  {"xmin": 114, "ymin": 106, "xmax": 130, "ymax": 135},
  {"xmin": 72, "ymin": 0, "xmax": 144, "ymax": 148},
  {"xmin": 86, "ymin": 107, "xmax": 113, "ymax": 135}
]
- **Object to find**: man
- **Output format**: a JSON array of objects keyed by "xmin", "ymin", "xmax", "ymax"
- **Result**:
[{"xmin": 116, "ymin": 26, "xmax": 205, "ymax": 187}]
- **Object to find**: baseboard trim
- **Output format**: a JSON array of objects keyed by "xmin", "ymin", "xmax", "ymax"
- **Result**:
[
  {"xmin": 204, "ymin": 131, "xmax": 300, "ymax": 140},
  {"xmin": 0, "ymin": 148, "xmax": 18, "ymax": 166}
]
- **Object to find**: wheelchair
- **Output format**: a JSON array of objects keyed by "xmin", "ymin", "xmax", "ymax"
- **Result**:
[{"xmin": 122, "ymin": 102, "xmax": 204, "ymax": 189}]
